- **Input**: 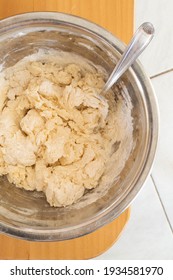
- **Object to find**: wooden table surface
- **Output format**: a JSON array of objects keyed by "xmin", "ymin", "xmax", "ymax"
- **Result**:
[
  {"xmin": 0, "ymin": 0, "xmax": 134, "ymax": 259},
  {"xmin": 0, "ymin": 0, "xmax": 134, "ymax": 44}
]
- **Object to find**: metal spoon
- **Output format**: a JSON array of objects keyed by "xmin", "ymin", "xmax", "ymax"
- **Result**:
[{"xmin": 102, "ymin": 22, "xmax": 155, "ymax": 93}]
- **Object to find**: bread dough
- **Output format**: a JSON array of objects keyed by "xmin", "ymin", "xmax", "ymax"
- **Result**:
[{"xmin": 0, "ymin": 50, "xmax": 133, "ymax": 207}]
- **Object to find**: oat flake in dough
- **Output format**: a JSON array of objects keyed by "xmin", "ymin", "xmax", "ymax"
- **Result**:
[{"xmin": 0, "ymin": 50, "xmax": 133, "ymax": 207}]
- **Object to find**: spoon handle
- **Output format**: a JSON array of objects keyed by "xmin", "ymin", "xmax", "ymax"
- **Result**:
[{"xmin": 102, "ymin": 22, "xmax": 155, "ymax": 92}]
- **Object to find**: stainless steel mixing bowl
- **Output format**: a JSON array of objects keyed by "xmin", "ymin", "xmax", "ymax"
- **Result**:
[{"xmin": 0, "ymin": 12, "xmax": 159, "ymax": 241}]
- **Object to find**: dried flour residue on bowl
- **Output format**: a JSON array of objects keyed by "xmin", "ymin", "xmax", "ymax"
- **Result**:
[{"xmin": 0, "ymin": 49, "xmax": 133, "ymax": 207}]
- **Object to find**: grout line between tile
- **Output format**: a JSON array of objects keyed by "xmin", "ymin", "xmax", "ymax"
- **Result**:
[
  {"xmin": 151, "ymin": 174, "xmax": 173, "ymax": 235},
  {"xmin": 150, "ymin": 68, "xmax": 173, "ymax": 79}
]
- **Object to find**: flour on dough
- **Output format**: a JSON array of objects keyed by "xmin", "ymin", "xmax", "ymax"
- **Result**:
[{"xmin": 0, "ymin": 50, "xmax": 133, "ymax": 207}]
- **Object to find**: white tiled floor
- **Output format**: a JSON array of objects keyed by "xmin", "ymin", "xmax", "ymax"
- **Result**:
[
  {"xmin": 151, "ymin": 72, "xmax": 173, "ymax": 229},
  {"xmin": 96, "ymin": 0, "xmax": 173, "ymax": 259},
  {"xmin": 96, "ymin": 177, "xmax": 173, "ymax": 260},
  {"xmin": 135, "ymin": 0, "xmax": 173, "ymax": 77}
]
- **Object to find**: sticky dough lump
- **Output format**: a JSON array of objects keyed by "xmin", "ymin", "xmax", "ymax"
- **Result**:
[{"xmin": 0, "ymin": 50, "xmax": 133, "ymax": 207}]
